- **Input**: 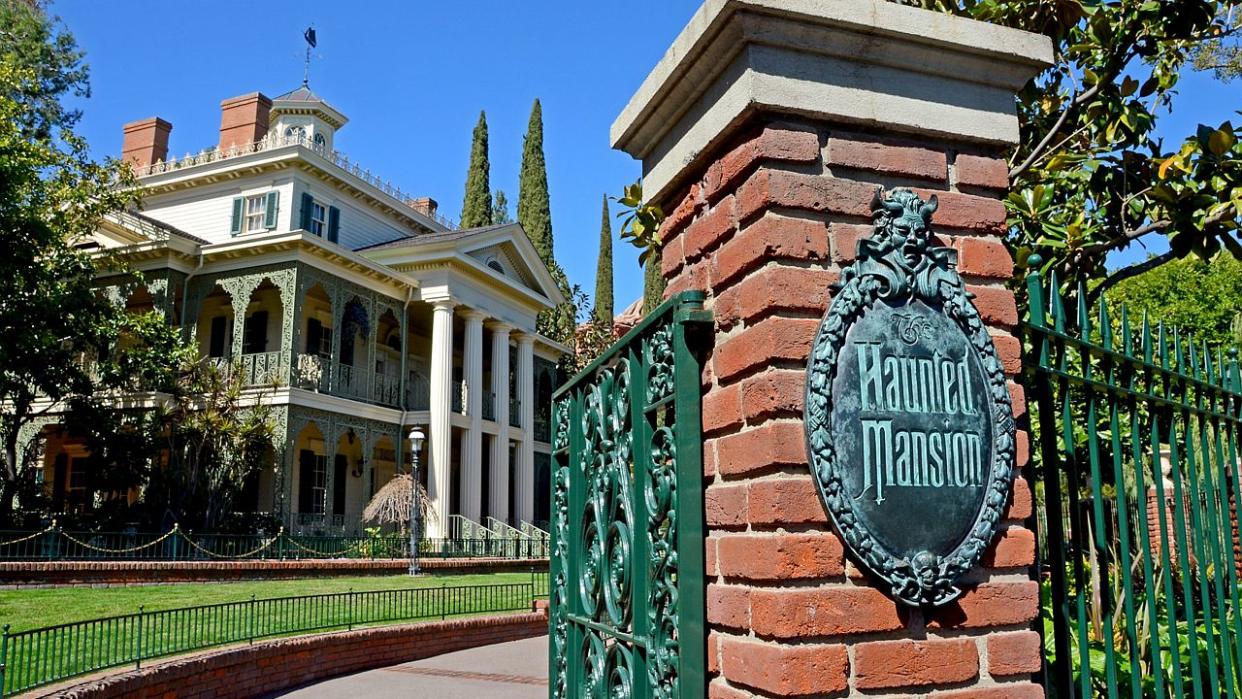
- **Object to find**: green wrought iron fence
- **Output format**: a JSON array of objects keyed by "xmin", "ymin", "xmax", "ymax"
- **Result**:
[
  {"xmin": 548, "ymin": 291, "xmax": 711, "ymax": 699},
  {"xmin": 0, "ymin": 576, "xmax": 546, "ymax": 697},
  {"xmin": 1024, "ymin": 260, "xmax": 1242, "ymax": 698},
  {"xmin": 0, "ymin": 526, "xmax": 549, "ymax": 561}
]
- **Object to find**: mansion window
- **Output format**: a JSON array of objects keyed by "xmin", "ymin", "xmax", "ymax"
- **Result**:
[
  {"xmin": 298, "ymin": 449, "xmax": 327, "ymax": 515},
  {"xmin": 230, "ymin": 191, "xmax": 278, "ymax": 235},
  {"xmin": 284, "ymin": 125, "xmax": 306, "ymax": 142},
  {"xmin": 309, "ymin": 201, "xmax": 326, "ymax": 236},
  {"xmin": 299, "ymin": 193, "xmax": 341, "ymax": 243},
  {"xmin": 245, "ymin": 195, "xmax": 266, "ymax": 232}
]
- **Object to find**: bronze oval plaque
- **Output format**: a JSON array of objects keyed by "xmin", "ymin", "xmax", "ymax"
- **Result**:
[{"xmin": 805, "ymin": 188, "xmax": 1016, "ymax": 607}]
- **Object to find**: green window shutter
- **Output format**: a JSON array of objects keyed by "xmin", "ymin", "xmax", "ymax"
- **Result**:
[
  {"xmin": 263, "ymin": 191, "xmax": 279, "ymax": 229},
  {"xmin": 230, "ymin": 197, "xmax": 244, "ymax": 235},
  {"xmin": 327, "ymin": 206, "xmax": 340, "ymax": 243},
  {"xmin": 300, "ymin": 192, "xmax": 314, "ymax": 233}
]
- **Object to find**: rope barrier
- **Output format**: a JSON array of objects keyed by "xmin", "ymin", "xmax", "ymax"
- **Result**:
[
  {"xmin": 59, "ymin": 528, "xmax": 176, "ymax": 554},
  {"xmin": 181, "ymin": 533, "xmax": 278, "ymax": 559},
  {"xmin": 0, "ymin": 526, "xmax": 53, "ymax": 547},
  {"xmin": 282, "ymin": 536, "xmax": 371, "ymax": 558}
]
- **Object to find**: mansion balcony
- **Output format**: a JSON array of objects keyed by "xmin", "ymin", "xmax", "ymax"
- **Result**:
[{"xmin": 106, "ymin": 260, "xmax": 560, "ymax": 449}]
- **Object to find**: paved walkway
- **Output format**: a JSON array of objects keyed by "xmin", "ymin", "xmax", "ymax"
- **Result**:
[{"xmin": 270, "ymin": 635, "xmax": 548, "ymax": 699}]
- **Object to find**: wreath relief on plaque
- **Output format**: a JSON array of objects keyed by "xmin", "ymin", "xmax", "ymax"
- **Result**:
[{"xmin": 804, "ymin": 188, "xmax": 1016, "ymax": 607}]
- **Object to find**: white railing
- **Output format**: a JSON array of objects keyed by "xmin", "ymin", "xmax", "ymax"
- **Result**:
[
  {"xmin": 521, "ymin": 521, "xmax": 550, "ymax": 541},
  {"xmin": 486, "ymin": 517, "xmax": 526, "ymax": 541},
  {"xmin": 448, "ymin": 515, "xmax": 497, "ymax": 541},
  {"xmin": 135, "ymin": 133, "xmax": 458, "ymax": 230}
]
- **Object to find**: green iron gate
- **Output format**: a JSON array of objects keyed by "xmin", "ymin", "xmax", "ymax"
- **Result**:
[
  {"xmin": 1024, "ymin": 259, "xmax": 1242, "ymax": 698},
  {"xmin": 548, "ymin": 291, "xmax": 710, "ymax": 699}
]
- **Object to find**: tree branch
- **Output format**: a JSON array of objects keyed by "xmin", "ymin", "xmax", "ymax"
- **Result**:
[{"xmin": 1086, "ymin": 249, "xmax": 1180, "ymax": 306}]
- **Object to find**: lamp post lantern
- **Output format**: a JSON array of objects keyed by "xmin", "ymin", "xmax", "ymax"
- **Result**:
[{"xmin": 407, "ymin": 427, "xmax": 425, "ymax": 576}]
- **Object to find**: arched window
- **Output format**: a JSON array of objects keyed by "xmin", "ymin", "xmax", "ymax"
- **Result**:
[
  {"xmin": 284, "ymin": 125, "xmax": 306, "ymax": 143},
  {"xmin": 487, "ymin": 259, "xmax": 506, "ymax": 275},
  {"xmin": 313, "ymin": 132, "xmax": 327, "ymax": 151}
]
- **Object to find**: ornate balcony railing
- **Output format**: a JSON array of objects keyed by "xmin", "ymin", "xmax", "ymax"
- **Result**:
[
  {"xmin": 509, "ymin": 398, "xmax": 522, "ymax": 428},
  {"xmin": 293, "ymin": 354, "xmax": 330, "ymax": 392},
  {"xmin": 406, "ymin": 374, "xmax": 430, "ymax": 411},
  {"xmin": 482, "ymin": 389, "xmax": 496, "ymax": 421},
  {"xmin": 451, "ymin": 379, "xmax": 465, "ymax": 413},
  {"xmin": 238, "ymin": 351, "xmax": 286, "ymax": 386},
  {"xmin": 133, "ymin": 133, "xmax": 458, "ymax": 230},
  {"xmin": 333, "ymin": 363, "xmax": 371, "ymax": 402},
  {"xmin": 372, "ymin": 373, "xmax": 401, "ymax": 408}
]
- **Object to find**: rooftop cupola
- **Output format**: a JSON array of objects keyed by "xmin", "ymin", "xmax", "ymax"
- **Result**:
[{"xmin": 269, "ymin": 83, "xmax": 348, "ymax": 153}]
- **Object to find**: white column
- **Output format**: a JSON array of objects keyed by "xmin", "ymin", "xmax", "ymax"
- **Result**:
[
  {"xmin": 460, "ymin": 309, "xmax": 485, "ymax": 522},
  {"xmin": 515, "ymin": 333, "xmax": 536, "ymax": 524},
  {"xmin": 426, "ymin": 299, "xmax": 455, "ymax": 538},
  {"xmin": 488, "ymin": 322, "xmax": 512, "ymax": 523}
]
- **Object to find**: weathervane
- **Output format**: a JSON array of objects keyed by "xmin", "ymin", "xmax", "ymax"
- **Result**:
[{"xmin": 302, "ymin": 26, "xmax": 318, "ymax": 86}]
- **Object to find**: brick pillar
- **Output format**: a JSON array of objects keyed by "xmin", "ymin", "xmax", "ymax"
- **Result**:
[{"xmin": 612, "ymin": 2, "xmax": 1052, "ymax": 697}]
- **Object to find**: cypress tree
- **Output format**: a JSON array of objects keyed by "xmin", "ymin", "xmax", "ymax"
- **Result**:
[
  {"xmin": 459, "ymin": 111, "xmax": 492, "ymax": 229},
  {"xmin": 643, "ymin": 249, "xmax": 666, "ymax": 315},
  {"xmin": 492, "ymin": 190, "xmax": 512, "ymax": 225},
  {"xmin": 517, "ymin": 99, "xmax": 553, "ymax": 263},
  {"xmin": 593, "ymin": 194, "xmax": 614, "ymax": 324}
]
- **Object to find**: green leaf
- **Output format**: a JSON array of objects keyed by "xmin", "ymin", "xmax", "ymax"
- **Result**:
[{"xmin": 1209, "ymin": 129, "xmax": 1237, "ymax": 157}]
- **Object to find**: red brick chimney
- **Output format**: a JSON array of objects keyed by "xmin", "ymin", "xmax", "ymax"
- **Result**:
[
  {"xmin": 121, "ymin": 117, "xmax": 172, "ymax": 171},
  {"xmin": 218, "ymin": 92, "xmax": 272, "ymax": 152},
  {"xmin": 408, "ymin": 197, "xmax": 439, "ymax": 219}
]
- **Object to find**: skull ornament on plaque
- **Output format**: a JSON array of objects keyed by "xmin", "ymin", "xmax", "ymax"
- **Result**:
[{"xmin": 804, "ymin": 188, "xmax": 1017, "ymax": 606}]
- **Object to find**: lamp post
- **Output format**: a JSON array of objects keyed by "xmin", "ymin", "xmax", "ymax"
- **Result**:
[{"xmin": 407, "ymin": 426, "xmax": 426, "ymax": 576}]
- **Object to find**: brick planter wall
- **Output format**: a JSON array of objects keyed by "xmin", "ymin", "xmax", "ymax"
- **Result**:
[
  {"xmin": 659, "ymin": 121, "xmax": 1041, "ymax": 698},
  {"xmin": 0, "ymin": 558, "xmax": 548, "ymax": 588},
  {"xmin": 30, "ymin": 610, "xmax": 548, "ymax": 699}
]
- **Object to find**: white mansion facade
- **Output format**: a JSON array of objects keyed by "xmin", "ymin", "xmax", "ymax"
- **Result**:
[{"xmin": 27, "ymin": 86, "xmax": 566, "ymax": 538}]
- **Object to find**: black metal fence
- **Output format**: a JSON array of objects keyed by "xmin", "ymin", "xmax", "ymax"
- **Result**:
[
  {"xmin": 0, "ymin": 574, "xmax": 549, "ymax": 697},
  {"xmin": 0, "ymin": 525, "xmax": 549, "ymax": 561}
]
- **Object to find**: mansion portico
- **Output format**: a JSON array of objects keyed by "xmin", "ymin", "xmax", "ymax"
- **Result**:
[{"xmin": 23, "ymin": 85, "xmax": 566, "ymax": 538}]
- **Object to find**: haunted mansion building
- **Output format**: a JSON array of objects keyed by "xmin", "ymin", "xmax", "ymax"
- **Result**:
[{"xmin": 22, "ymin": 85, "xmax": 566, "ymax": 537}]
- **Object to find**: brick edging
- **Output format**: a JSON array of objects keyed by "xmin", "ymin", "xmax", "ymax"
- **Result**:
[
  {"xmin": 26, "ymin": 609, "xmax": 550, "ymax": 699},
  {"xmin": 0, "ymin": 558, "xmax": 548, "ymax": 587}
]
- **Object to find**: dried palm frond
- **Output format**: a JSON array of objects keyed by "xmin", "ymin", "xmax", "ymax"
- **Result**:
[{"xmin": 362, "ymin": 473, "xmax": 434, "ymax": 528}]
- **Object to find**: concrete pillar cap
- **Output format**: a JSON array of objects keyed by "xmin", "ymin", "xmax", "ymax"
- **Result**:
[{"xmin": 611, "ymin": 0, "xmax": 1054, "ymax": 205}]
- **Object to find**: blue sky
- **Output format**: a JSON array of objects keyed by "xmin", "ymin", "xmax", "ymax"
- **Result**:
[{"xmin": 51, "ymin": 1, "xmax": 1237, "ymax": 305}]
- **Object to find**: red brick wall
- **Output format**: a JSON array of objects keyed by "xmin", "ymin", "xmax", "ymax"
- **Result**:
[
  {"xmin": 37, "ymin": 611, "xmax": 548, "ymax": 699},
  {"xmin": 659, "ymin": 122, "xmax": 1040, "ymax": 698}
]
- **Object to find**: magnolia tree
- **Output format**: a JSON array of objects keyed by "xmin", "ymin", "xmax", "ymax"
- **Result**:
[
  {"xmin": 0, "ymin": 2, "xmax": 139, "ymax": 519},
  {"xmin": 895, "ymin": 0, "xmax": 1242, "ymax": 300},
  {"xmin": 616, "ymin": 3, "xmax": 1242, "ymax": 308}
]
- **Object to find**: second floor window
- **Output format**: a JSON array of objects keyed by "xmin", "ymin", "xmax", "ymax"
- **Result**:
[
  {"xmin": 230, "ymin": 191, "xmax": 278, "ymax": 235},
  {"xmin": 245, "ymin": 195, "xmax": 266, "ymax": 232},
  {"xmin": 309, "ymin": 201, "xmax": 326, "ymax": 236},
  {"xmin": 299, "ymin": 192, "xmax": 340, "ymax": 243}
]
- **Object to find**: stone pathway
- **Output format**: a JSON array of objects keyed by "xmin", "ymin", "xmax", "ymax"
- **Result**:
[{"xmin": 269, "ymin": 635, "xmax": 548, "ymax": 699}]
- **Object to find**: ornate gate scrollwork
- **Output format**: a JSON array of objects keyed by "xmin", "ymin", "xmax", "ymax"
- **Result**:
[{"xmin": 549, "ymin": 292, "xmax": 710, "ymax": 699}]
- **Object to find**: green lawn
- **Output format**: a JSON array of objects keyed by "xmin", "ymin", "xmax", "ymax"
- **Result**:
[
  {"xmin": 0, "ymin": 571, "xmax": 537, "ymax": 632},
  {"xmin": 0, "ymin": 572, "xmax": 546, "ymax": 695}
]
